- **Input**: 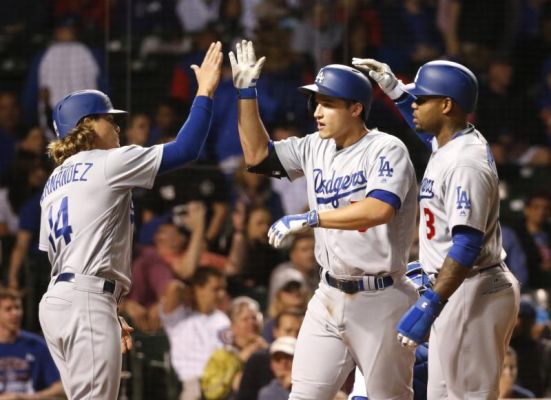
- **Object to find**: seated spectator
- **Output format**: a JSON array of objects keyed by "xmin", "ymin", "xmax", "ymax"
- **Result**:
[
  {"xmin": 123, "ymin": 203, "xmax": 227, "ymax": 332},
  {"xmin": 263, "ymin": 278, "xmax": 310, "ymax": 343},
  {"xmin": 510, "ymin": 300, "xmax": 551, "ymax": 397},
  {"xmin": 0, "ymin": 288, "xmax": 64, "ymax": 397},
  {"xmin": 141, "ymin": 160, "xmax": 230, "ymax": 252},
  {"xmin": 229, "ymin": 204, "xmax": 284, "ymax": 301},
  {"xmin": 236, "ymin": 308, "xmax": 304, "ymax": 400},
  {"xmin": 270, "ymin": 124, "xmax": 308, "ymax": 215},
  {"xmin": 499, "ymin": 347, "xmax": 536, "ymax": 398},
  {"xmin": 501, "ymin": 225, "xmax": 529, "ymax": 287},
  {"xmin": 161, "ymin": 267, "xmax": 230, "ymax": 400},
  {"xmin": 233, "ymin": 161, "xmax": 284, "ymax": 221},
  {"xmin": 201, "ymin": 296, "xmax": 267, "ymax": 400},
  {"xmin": 258, "ymin": 336, "xmax": 296, "ymax": 400},
  {"xmin": 123, "ymin": 113, "xmax": 151, "ymax": 146},
  {"xmin": 0, "ymin": 92, "xmax": 24, "ymax": 180},
  {"xmin": 513, "ymin": 191, "xmax": 551, "ymax": 288},
  {"xmin": 269, "ymin": 232, "xmax": 319, "ymax": 304}
]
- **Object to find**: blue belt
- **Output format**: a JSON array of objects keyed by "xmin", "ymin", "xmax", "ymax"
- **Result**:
[
  {"xmin": 325, "ymin": 272, "xmax": 393, "ymax": 294},
  {"xmin": 55, "ymin": 272, "xmax": 116, "ymax": 294}
]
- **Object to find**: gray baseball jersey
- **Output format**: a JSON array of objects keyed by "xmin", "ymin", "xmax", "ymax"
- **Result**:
[
  {"xmin": 417, "ymin": 126, "xmax": 504, "ymax": 274},
  {"xmin": 39, "ymin": 145, "xmax": 163, "ymax": 294},
  {"xmin": 274, "ymin": 129, "xmax": 418, "ymax": 277}
]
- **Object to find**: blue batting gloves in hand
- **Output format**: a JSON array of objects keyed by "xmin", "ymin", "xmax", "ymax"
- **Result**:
[
  {"xmin": 396, "ymin": 289, "xmax": 445, "ymax": 348},
  {"xmin": 268, "ymin": 210, "xmax": 319, "ymax": 248}
]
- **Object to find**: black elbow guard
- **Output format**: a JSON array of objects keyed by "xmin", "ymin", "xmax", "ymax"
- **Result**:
[{"xmin": 247, "ymin": 147, "xmax": 289, "ymax": 179}]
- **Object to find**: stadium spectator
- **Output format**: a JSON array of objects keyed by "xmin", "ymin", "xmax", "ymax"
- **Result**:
[
  {"xmin": 0, "ymin": 288, "xmax": 64, "ymax": 398},
  {"xmin": 123, "ymin": 113, "xmax": 151, "ymax": 146},
  {"xmin": 510, "ymin": 300, "xmax": 551, "ymax": 397},
  {"xmin": 501, "ymin": 225, "xmax": 529, "ymax": 287},
  {"xmin": 201, "ymin": 296, "xmax": 267, "ymax": 400},
  {"xmin": 499, "ymin": 346, "xmax": 536, "ymax": 399},
  {"xmin": 160, "ymin": 266, "xmax": 229, "ymax": 400},
  {"xmin": 269, "ymin": 232, "xmax": 318, "ymax": 304},
  {"xmin": 513, "ymin": 191, "xmax": 551, "ymax": 288},
  {"xmin": 258, "ymin": 336, "xmax": 296, "ymax": 400},
  {"xmin": 237, "ymin": 308, "xmax": 304, "ymax": 400}
]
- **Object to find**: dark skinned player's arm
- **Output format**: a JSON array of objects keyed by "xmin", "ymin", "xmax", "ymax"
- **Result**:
[{"xmin": 432, "ymin": 257, "xmax": 471, "ymax": 300}]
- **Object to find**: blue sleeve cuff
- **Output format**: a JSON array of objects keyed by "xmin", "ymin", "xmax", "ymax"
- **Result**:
[
  {"xmin": 367, "ymin": 189, "xmax": 401, "ymax": 210},
  {"xmin": 448, "ymin": 226, "xmax": 484, "ymax": 268},
  {"xmin": 237, "ymin": 88, "xmax": 257, "ymax": 99}
]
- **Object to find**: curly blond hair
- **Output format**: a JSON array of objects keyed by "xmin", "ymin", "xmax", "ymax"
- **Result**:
[{"xmin": 47, "ymin": 117, "xmax": 96, "ymax": 165}]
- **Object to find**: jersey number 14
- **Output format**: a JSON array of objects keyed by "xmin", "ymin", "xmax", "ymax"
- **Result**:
[{"xmin": 48, "ymin": 196, "xmax": 73, "ymax": 252}]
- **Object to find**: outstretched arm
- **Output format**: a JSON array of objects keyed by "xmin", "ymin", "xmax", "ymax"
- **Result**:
[
  {"xmin": 159, "ymin": 41, "xmax": 223, "ymax": 174},
  {"xmin": 352, "ymin": 58, "xmax": 434, "ymax": 150},
  {"xmin": 229, "ymin": 40, "xmax": 270, "ymax": 166}
]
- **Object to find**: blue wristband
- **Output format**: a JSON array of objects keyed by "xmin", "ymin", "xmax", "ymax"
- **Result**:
[
  {"xmin": 307, "ymin": 210, "xmax": 319, "ymax": 227},
  {"xmin": 237, "ymin": 87, "xmax": 257, "ymax": 99}
]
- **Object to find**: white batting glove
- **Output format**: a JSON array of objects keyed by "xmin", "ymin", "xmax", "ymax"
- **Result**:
[
  {"xmin": 351, "ymin": 58, "xmax": 405, "ymax": 100},
  {"xmin": 268, "ymin": 210, "xmax": 319, "ymax": 248},
  {"xmin": 228, "ymin": 40, "xmax": 266, "ymax": 89}
]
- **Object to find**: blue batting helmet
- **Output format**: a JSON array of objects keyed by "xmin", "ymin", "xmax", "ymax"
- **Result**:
[
  {"xmin": 405, "ymin": 261, "xmax": 432, "ymax": 295},
  {"xmin": 404, "ymin": 60, "xmax": 478, "ymax": 113},
  {"xmin": 53, "ymin": 90, "xmax": 127, "ymax": 139},
  {"xmin": 299, "ymin": 64, "xmax": 373, "ymax": 119}
]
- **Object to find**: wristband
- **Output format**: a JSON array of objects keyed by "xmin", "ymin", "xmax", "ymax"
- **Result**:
[{"xmin": 237, "ymin": 87, "xmax": 257, "ymax": 99}]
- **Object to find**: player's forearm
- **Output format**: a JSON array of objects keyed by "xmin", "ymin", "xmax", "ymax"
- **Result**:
[
  {"xmin": 318, "ymin": 197, "xmax": 394, "ymax": 230},
  {"xmin": 432, "ymin": 256, "xmax": 470, "ymax": 300},
  {"xmin": 158, "ymin": 97, "xmax": 213, "ymax": 174},
  {"xmin": 237, "ymin": 99, "xmax": 270, "ymax": 166}
]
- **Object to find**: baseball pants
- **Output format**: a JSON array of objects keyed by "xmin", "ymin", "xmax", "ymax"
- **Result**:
[
  {"xmin": 427, "ymin": 265, "xmax": 520, "ymax": 400},
  {"xmin": 39, "ymin": 274, "xmax": 123, "ymax": 400},
  {"xmin": 290, "ymin": 274, "xmax": 418, "ymax": 400}
]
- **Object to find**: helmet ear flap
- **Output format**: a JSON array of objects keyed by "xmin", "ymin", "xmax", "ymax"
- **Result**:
[{"xmin": 307, "ymin": 95, "xmax": 317, "ymax": 115}]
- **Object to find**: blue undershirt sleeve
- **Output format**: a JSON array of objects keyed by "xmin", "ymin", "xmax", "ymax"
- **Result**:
[
  {"xmin": 448, "ymin": 225, "xmax": 484, "ymax": 268},
  {"xmin": 367, "ymin": 189, "xmax": 401, "ymax": 210},
  {"xmin": 395, "ymin": 94, "xmax": 434, "ymax": 150},
  {"xmin": 158, "ymin": 96, "xmax": 213, "ymax": 174}
]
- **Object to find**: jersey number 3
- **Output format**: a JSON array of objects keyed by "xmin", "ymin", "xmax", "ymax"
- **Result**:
[
  {"xmin": 48, "ymin": 196, "xmax": 73, "ymax": 252},
  {"xmin": 423, "ymin": 207, "xmax": 435, "ymax": 240}
]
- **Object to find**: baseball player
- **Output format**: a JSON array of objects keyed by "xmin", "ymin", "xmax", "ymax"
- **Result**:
[
  {"xmin": 37, "ymin": 42, "xmax": 223, "ymax": 399},
  {"xmin": 229, "ymin": 40, "xmax": 419, "ymax": 400},
  {"xmin": 352, "ymin": 57, "xmax": 520, "ymax": 399},
  {"xmin": 350, "ymin": 261, "xmax": 432, "ymax": 400}
]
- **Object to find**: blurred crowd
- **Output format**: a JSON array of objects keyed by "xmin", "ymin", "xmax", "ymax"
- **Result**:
[{"xmin": 0, "ymin": 0, "xmax": 551, "ymax": 399}]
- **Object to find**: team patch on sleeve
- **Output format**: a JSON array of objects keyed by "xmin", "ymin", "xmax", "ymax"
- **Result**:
[
  {"xmin": 377, "ymin": 156, "xmax": 394, "ymax": 182},
  {"xmin": 455, "ymin": 186, "xmax": 471, "ymax": 217}
]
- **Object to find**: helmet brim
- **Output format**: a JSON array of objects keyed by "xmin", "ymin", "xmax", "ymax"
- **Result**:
[{"xmin": 298, "ymin": 84, "xmax": 345, "ymax": 100}]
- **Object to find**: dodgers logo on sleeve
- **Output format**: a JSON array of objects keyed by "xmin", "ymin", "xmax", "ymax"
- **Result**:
[
  {"xmin": 377, "ymin": 156, "xmax": 393, "ymax": 182},
  {"xmin": 455, "ymin": 186, "xmax": 471, "ymax": 216}
]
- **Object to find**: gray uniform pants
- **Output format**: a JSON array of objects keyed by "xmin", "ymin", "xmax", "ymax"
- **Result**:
[
  {"xmin": 39, "ymin": 275, "xmax": 123, "ymax": 400},
  {"xmin": 290, "ymin": 275, "xmax": 418, "ymax": 400},
  {"xmin": 427, "ymin": 265, "xmax": 520, "ymax": 400}
]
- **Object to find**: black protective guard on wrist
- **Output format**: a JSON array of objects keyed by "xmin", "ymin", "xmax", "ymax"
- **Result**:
[{"xmin": 246, "ymin": 148, "xmax": 289, "ymax": 179}]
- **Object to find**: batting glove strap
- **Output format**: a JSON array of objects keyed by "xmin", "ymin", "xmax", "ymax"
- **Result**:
[
  {"xmin": 306, "ymin": 209, "xmax": 319, "ymax": 227},
  {"xmin": 396, "ymin": 289, "xmax": 445, "ymax": 344},
  {"xmin": 237, "ymin": 87, "xmax": 257, "ymax": 99}
]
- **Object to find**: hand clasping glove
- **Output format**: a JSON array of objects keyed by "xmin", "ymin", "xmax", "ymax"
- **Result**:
[
  {"xmin": 396, "ymin": 288, "xmax": 445, "ymax": 348},
  {"xmin": 351, "ymin": 58, "xmax": 405, "ymax": 100},
  {"xmin": 268, "ymin": 210, "xmax": 319, "ymax": 248},
  {"xmin": 228, "ymin": 40, "xmax": 266, "ymax": 90}
]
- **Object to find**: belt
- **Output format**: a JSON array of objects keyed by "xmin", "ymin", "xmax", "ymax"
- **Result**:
[
  {"xmin": 466, "ymin": 261, "xmax": 507, "ymax": 278},
  {"xmin": 55, "ymin": 272, "xmax": 116, "ymax": 294},
  {"xmin": 324, "ymin": 271, "xmax": 393, "ymax": 294}
]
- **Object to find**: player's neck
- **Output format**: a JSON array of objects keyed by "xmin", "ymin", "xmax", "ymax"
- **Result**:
[
  {"xmin": 336, "ymin": 126, "xmax": 368, "ymax": 149},
  {"xmin": 435, "ymin": 122, "xmax": 469, "ymax": 148}
]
